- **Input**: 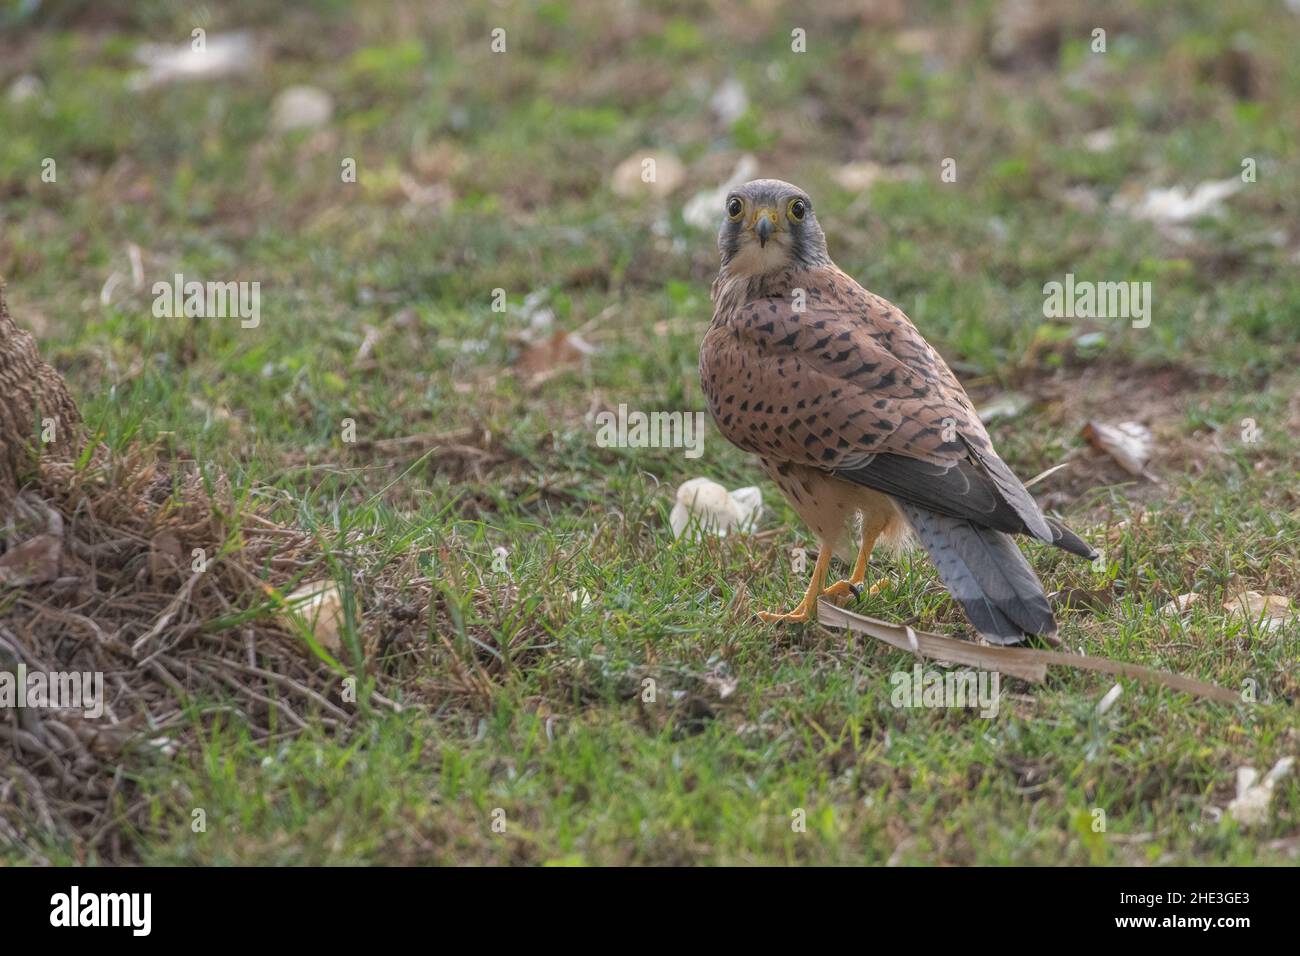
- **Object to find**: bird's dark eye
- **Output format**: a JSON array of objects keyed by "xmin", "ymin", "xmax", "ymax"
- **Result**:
[
  {"xmin": 726, "ymin": 197, "xmax": 744, "ymax": 220},
  {"xmin": 788, "ymin": 199, "xmax": 807, "ymax": 222}
]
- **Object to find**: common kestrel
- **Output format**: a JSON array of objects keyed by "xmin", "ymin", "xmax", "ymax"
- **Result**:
[{"xmin": 699, "ymin": 179, "xmax": 1096, "ymax": 643}]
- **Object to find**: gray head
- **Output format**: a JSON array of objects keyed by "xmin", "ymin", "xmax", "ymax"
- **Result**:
[{"xmin": 717, "ymin": 178, "xmax": 829, "ymax": 276}]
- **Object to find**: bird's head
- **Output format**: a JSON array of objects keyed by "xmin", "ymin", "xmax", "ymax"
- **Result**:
[{"xmin": 717, "ymin": 179, "xmax": 829, "ymax": 277}]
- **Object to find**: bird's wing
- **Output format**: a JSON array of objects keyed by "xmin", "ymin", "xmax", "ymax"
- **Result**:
[{"xmin": 701, "ymin": 269, "xmax": 1056, "ymax": 544}]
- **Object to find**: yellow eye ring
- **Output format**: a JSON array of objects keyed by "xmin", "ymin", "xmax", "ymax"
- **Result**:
[
  {"xmin": 787, "ymin": 198, "xmax": 807, "ymax": 222},
  {"xmin": 726, "ymin": 197, "xmax": 744, "ymax": 220}
]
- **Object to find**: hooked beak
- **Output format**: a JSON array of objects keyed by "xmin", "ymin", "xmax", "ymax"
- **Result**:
[{"xmin": 753, "ymin": 207, "xmax": 777, "ymax": 247}]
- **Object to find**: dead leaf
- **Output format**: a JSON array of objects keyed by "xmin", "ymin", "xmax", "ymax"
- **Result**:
[
  {"xmin": 128, "ymin": 31, "xmax": 257, "ymax": 92},
  {"xmin": 1054, "ymin": 184, "xmax": 1101, "ymax": 212},
  {"xmin": 818, "ymin": 601, "xmax": 1239, "ymax": 703},
  {"xmin": 709, "ymin": 78, "xmax": 749, "ymax": 125},
  {"xmin": 354, "ymin": 324, "xmax": 381, "ymax": 365},
  {"xmin": 7, "ymin": 74, "xmax": 43, "ymax": 104},
  {"xmin": 831, "ymin": 161, "xmax": 920, "ymax": 193},
  {"xmin": 977, "ymin": 392, "xmax": 1030, "ymax": 423},
  {"xmin": 894, "ymin": 28, "xmax": 938, "ymax": 55},
  {"xmin": 0, "ymin": 534, "xmax": 62, "ymax": 586},
  {"xmin": 1160, "ymin": 592, "xmax": 1200, "ymax": 616},
  {"xmin": 270, "ymin": 84, "xmax": 333, "ymax": 132},
  {"xmin": 1096, "ymin": 682, "xmax": 1123, "ymax": 716},
  {"xmin": 398, "ymin": 174, "xmax": 452, "ymax": 208},
  {"xmin": 669, "ymin": 477, "xmax": 762, "ymax": 540},
  {"xmin": 1227, "ymin": 757, "xmax": 1294, "ymax": 826},
  {"xmin": 1082, "ymin": 128, "xmax": 1117, "ymax": 153},
  {"xmin": 1223, "ymin": 591, "xmax": 1296, "ymax": 633},
  {"xmin": 1082, "ymin": 420, "xmax": 1156, "ymax": 479},
  {"xmin": 1117, "ymin": 177, "xmax": 1243, "ymax": 225},
  {"xmin": 279, "ymin": 580, "xmax": 350, "ymax": 656},
  {"xmin": 611, "ymin": 150, "xmax": 684, "ymax": 199},
  {"xmin": 515, "ymin": 329, "xmax": 596, "ymax": 384}
]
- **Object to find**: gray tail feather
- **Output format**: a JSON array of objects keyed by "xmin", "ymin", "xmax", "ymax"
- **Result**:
[
  {"xmin": 895, "ymin": 500, "xmax": 1057, "ymax": 645},
  {"xmin": 1047, "ymin": 517, "xmax": 1098, "ymax": 560}
]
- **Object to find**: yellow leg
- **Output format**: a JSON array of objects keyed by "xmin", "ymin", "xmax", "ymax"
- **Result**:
[
  {"xmin": 759, "ymin": 546, "xmax": 832, "ymax": 624},
  {"xmin": 821, "ymin": 519, "xmax": 890, "ymax": 602}
]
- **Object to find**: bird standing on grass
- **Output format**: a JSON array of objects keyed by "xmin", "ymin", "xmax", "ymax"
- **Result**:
[{"xmin": 699, "ymin": 179, "xmax": 1096, "ymax": 644}]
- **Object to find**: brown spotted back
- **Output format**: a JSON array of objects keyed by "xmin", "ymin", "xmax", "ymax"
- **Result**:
[{"xmin": 701, "ymin": 263, "xmax": 993, "ymax": 472}]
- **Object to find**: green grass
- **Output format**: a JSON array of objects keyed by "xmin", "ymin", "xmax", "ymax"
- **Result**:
[{"xmin": 3, "ymin": 0, "xmax": 1298, "ymax": 864}]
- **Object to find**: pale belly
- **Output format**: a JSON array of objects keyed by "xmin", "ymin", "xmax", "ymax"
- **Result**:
[{"xmin": 759, "ymin": 458, "xmax": 911, "ymax": 563}]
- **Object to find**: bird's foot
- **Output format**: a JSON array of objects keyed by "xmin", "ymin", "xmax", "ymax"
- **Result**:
[
  {"xmin": 821, "ymin": 577, "xmax": 888, "ymax": 603},
  {"xmin": 820, "ymin": 578, "xmax": 862, "ymax": 601},
  {"xmin": 757, "ymin": 604, "xmax": 812, "ymax": 624},
  {"xmin": 759, "ymin": 545, "xmax": 833, "ymax": 624}
]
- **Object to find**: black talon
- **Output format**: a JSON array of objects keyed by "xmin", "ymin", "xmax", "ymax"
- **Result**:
[{"xmin": 848, "ymin": 582, "xmax": 864, "ymax": 599}]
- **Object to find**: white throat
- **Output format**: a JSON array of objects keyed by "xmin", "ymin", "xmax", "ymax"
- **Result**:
[{"xmin": 724, "ymin": 237, "xmax": 792, "ymax": 279}]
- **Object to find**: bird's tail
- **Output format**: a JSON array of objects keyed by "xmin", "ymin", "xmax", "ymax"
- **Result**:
[
  {"xmin": 894, "ymin": 500, "xmax": 1056, "ymax": 645},
  {"xmin": 1046, "ymin": 517, "xmax": 1098, "ymax": 560}
]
